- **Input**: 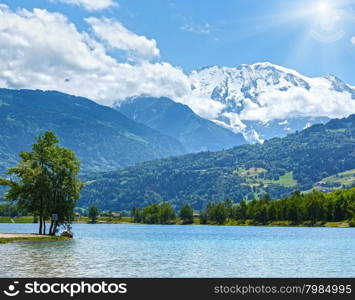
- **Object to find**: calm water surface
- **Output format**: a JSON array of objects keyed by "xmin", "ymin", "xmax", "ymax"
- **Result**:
[{"xmin": 0, "ymin": 223, "xmax": 354, "ymax": 277}]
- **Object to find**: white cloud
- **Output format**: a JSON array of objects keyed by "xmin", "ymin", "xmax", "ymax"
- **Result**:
[
  {"xmin": 185, "ymin": 65, "xmax": 355, "ymax": 128},
  {"xmin": 53, "ymin": 0, "xmax": 117, "ymax": 11},
  {"xmin": 239, "ymin": 86, "xmax": 355, "ymax": 122},
  {"xmin": 86, "ymin": 17, "xmax": 160, "ymax": 61},
  {"xmin": 2, "ymin": 5, "xmax": 352, "ymax": 127},
  {"xmin": 351, "ymin": 36, "xmax": 355, "ymax": 45},
  {"xmin": 177, "ymin": 95, "xmax": 225, "ymax": 119},
  {"xmin": 181, "ymin": 22, "xmax": 211, "ymax": 35},
  {"xmin": 0, "ymin": 5, "xmax": 191, "ymax": 107},
  {"xmin": 177, "ymin": 15, "xmax": 211, "ymax": 35}
]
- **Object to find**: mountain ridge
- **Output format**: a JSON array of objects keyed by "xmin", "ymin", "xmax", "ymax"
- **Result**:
[
  {"xmin": 0, "ymin": 88, "xmax": 185, "ymax": 174},
  {"xmin": 116, "ymin": 96, "xmax": 246, "ymax": 152},
  {"xmin": 186, "ymin": 62, "xmax": 355, "ymax": 143}
]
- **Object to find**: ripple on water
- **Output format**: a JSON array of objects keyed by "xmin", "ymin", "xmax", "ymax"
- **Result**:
[{"xmin": 0, "ymin": 224, "xmax": 354, "ymax": 277}]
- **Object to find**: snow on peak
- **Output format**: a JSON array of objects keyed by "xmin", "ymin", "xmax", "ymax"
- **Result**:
[{"xmin": 180, "ymin": 62, "xmax": 355, "ymax": 143}]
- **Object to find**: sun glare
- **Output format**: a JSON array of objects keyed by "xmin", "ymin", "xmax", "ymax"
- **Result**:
[{"xmin": 315, "ymin": 1, "xmax": 332, "ymax": 17}]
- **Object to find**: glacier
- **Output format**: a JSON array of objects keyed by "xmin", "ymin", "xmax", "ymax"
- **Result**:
[{"xmin": 181, "ymin": 62, "xmax": 355, "ymax": 143}]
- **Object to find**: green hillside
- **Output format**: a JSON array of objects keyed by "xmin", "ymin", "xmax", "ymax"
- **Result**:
[
  {"xmin": 0, "ymin": 88, "xmax": 185, "ymax": 174},
  {"xmin": 117, "ymin": 97, "xmax": 246, "ymax": 152},
  {"xmin": 79, "ymin": 114, "xmax": 355, "ymax": 210},
  {"xmin": 305, "ymin": 169, "xmax": 355, "ymax": 193}
]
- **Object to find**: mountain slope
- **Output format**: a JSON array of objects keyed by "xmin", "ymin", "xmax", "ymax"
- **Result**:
[
  {"xmin": 187, "ymin": 62, "xmax": 355, "ymax": 142},
  {"xmin": 79, "ymin": 114, "xmax": 355, "ymax": 210},
  {"xmin": 117, "ymin": 97, "xmax": 246, "ymax": 152},
  {"xmin": 0, "ymin": 88, "xmax": 185, "ymax": 174}
]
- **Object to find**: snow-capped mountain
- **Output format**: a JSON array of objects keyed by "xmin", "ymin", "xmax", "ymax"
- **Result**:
[{"xmin": 185, "ymin": 62, "xmax": 355, "ymax": 143}]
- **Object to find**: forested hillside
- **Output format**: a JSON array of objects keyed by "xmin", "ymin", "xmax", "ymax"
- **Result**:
[
  {"xmin": 79, "ymin": 114, "xmax": 355, "ymax": 210},
  {"xmin": 0, "ymin": 89, "xmax": 185, "ymax": 174},
  {"xmin": 117, "ymin": 96, "xmax": 246, "ymax": 152}
]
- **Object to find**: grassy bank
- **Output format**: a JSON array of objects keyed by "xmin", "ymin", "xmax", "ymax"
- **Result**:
[
  {"xmin": 75, "ymin": 216, "xmax": 133, "ymax": 224},
  {"xmin": 0, "ymin": 216, "xmax": 34, "ymax": 223},
  {"xmin": 130, "ymin": 218, "xmax": 351, "ymax": 227},
  {"xmin": 0, "ymin": 216, "xmax": 351, "ymax": 227},
  {"xmin": 0, "ymin": 216, "xmax": 133, "ymax": 224},
  {"xmin": 222, "ymin": 220, "xmax": 351, "ymax": 228},
  {"xmin": 0, "ymin": 235, "xmax": 71, "ymax": 244}
]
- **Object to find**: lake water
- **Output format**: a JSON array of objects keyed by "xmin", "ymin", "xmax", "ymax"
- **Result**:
[{"xmin": 0, "ymin": 223, "xmax": 354, "ymax": 277}]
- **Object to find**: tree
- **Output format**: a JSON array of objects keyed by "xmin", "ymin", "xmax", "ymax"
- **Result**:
[
  {"xmin": 254, "ymin": 204, "xmax": 268, "ymax": 224},
  {"xmin": 267, "ymin": 203, "xmax": 277, "ymax": 221},
  {"xmin": 235, "ymin": 200, "xmax": 247, "ymax": 220},
  {"xmin": 88, "ymin": 206, "xmax": 99, "ymax": 223},
  {"xmin": 261, "ymin": 193, "xmax": 271, "ymax": 204},
  {"xmin": 199, "ymin": 209, "xmax": 208, "ymax": 224},
  {"xmin": 224, "ymin": 199, "xmax": 234, "ymax": 219},
  {"xmin": 0, "ymin": 131, "xmax": 83, "ymax": 235},
  {"xmin": 142, "ymin": 204, "xmax": 160, "ymax": 224},
  {"xmin": 179, "ymin": 203, "xmax": 193, "ymax": 224},
  {"xmin": 131, "ymin": 207, "xmax": 142, "ymax": 223},
  {"xmin": 160, "ymin": 202, "xmax": 176, "ymax": 224},
  {"xmin": 209, "ymin": 203, "xmax": 227, "ymax": 225}
]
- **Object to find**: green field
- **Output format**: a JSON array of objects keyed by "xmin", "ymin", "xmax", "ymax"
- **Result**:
[
  {"xmin": 75, "ymin": 216, "xmax": 133, "ymax": 224},
  {"xmin": 305, "ymin": 169, "xmax": 355, "ymax": 193},
  {"xmin": 322, "ymin": 169, "xmax": 355, "ymax": 186},
  {"xmin": 0, "ymin": 217, "xmax": 12, "ymax": 223},
  {"xmin": 235, "ymin": 167, "xmax": 267, "ymax": 177},
  {"xmin": 236, "ymin": 168, "xmax": 297, "ymax": 188},
  {"xmin": 0, "ymin": 216, "xmax": 35, "ymax": 223},
  {"xmin": 0, "ymin": 236, "xmax": 71, "ymax": 244},
  {"xmin": 0, "ymin": 216, "xmax": 133, "ymax": 224},
  {"xmin": 263, "ymin": 172, "xmax": 297, "ymax": 187}
]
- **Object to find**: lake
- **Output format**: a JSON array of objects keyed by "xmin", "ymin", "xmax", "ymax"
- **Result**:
[{"xmin": 0, "ymin": 223, "xmax": 354, "ymax": 277}]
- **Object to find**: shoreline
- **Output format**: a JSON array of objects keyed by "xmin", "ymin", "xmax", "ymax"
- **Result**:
[
  {"xmin": 0, "ymin": 233, "xmax": 71, "ymax": 244},
  {"xmin": 0, "ymin": 221, "xmax": 351, "ymax": 228}
]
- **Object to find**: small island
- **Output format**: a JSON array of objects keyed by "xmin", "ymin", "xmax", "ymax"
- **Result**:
[{"xmin": 0, "ymin": 233, "xmax": 71, "ymax": 244}]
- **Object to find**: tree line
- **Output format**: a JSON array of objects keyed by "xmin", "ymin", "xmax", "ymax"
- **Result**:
[
  {"xmin": 200, "ymin": 188, "xmax": 355, "ymax": 226},
  {"xmin": 0, "ymin": 204, "xmax": 27, "ymax": 217},
  {"xmin": 131, "ymin": 203, "xmax": 194, "ymax": 225},
  {"xmin": 131, "ymin": 188, "xmax": 355, "ymax": 226}
]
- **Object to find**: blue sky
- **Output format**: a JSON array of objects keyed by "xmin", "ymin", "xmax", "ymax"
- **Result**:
[{"xmin": 2, "ymin": 0, "xmax": 355, "ymax": 84}]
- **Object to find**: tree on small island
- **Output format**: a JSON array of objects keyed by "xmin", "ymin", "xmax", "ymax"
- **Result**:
[
  {"xmin": 88, "ymin": 205, "xmax": 99, "ymax": 223},
  {"xmin": 0, "ymin": 131, "xmax": 83, "ymax": 235}
]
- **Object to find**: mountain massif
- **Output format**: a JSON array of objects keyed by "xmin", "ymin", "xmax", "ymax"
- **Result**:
[
  {"xmin": 79, "ymin": 114, "xmax": 355, "ymax": 211},
  {"xmin": 1, "ymin": 63, "xmax": 355, "ymax": 211},
  {"xmin": 117, "ymin": 97, "xmax": 246, "ymax": 152},
  {"xmin": 0, "ymin": 88, "xmax": 185, "ymax": 174},
  {"xmin": 187, "ymin": 63, "xmax": 355, "ymax": 142}
]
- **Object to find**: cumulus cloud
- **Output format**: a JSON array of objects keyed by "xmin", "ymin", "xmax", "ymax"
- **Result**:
[
  {"xmin": 351, "ymin": 36, "xmax": 355, "ymax": 45},
  {"xmin": 1, "ymin": 4, "xmax": 352, "ymax": 126},
  {"xmin": 0, "ymin": 5, "xmax": 190, "ymax": 107},
  {"xmin": 86, "ymin": 17, "xmax": 160, "ymax": 61},
  {"xmin": 239, "ymin": 86, "xmax": 355, "ymax": 122},
  {"xmin": 177, "ymin": 95, "xmax": 225, "ymax": 119},
  {"xmin": 52, "ymin": 0, "xmax": 117, "ymax": 11}
]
